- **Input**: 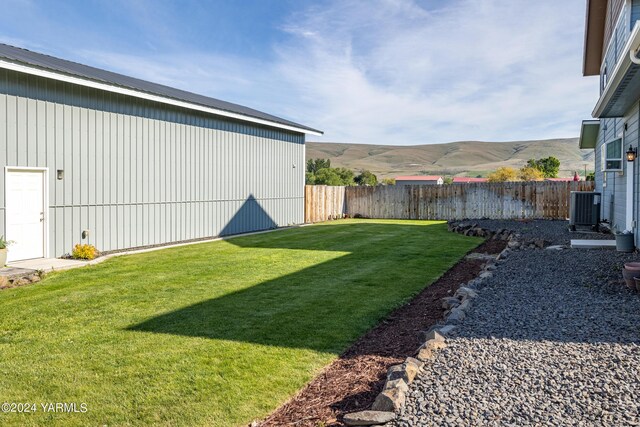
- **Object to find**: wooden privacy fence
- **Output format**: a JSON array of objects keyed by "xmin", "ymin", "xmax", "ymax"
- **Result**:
[
  {"xmin": 304, "ymin": 181, "xmax": 595, "ymax": 222},
  {"xmin": 305, "ymin": 185, "xmax": 347, "ymax": 223}
]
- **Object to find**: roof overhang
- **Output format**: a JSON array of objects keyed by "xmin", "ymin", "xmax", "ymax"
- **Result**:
[
  {"xmin": 579, "ymin": 120, "xmax": 600, "ymax": 149},
  {"xmin": 0, "ymin": 58, "xmax": 323, "ymax": 136},
  {"xmin": 583, "ymin": 0, "xmax": 607, "ymax": 76},
  {"xmin": 593, "ymin": 21, "xmax": 640, "ymax": 118}
]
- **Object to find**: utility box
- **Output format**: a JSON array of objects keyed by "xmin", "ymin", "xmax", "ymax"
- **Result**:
[{"xmin": 569, "ymin": 191, "xmax": 601, "ymax": 231}]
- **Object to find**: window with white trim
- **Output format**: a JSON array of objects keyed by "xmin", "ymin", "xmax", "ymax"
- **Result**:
[{"xmin": 601, "ymin": 137, "xmax": 623, "ymax": 171}]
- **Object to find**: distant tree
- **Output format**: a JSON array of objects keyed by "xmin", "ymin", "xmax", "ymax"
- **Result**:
[
  {"xmin": 334, "ymin": 167, "xmax": 355, "ymax": 186},
  {"xmin": 355, "ymin": 170, "xmax": 378, "ymax": 186},
  {"xmin": 306, "ymin": 158, "xmax": 331, "ymax": 174},
  {"xmin": 586, "ymin": 172, "xmax": 595, "ymax": 181},
  {"xmin": 519, "ymin": 166, "xmax": 544, "ymax": 181},
  {"xmin": 443, "ymin": 177, "xmax": 454, "ymax": 185},
  {"xmin": 314, "ymin": 168, "xmax": 344, "ymax": 186},
  {"xmin": 305, "ymin": 172, "xmax": 316, "ymax": 185},
  {"xmin": 382, "ymin": 178, "xmax": 396, "ymax": 185},
  {"xmin": 527, "ymin": 157, "xmax": 560, "ymax": 178},
  {"xmin": 487, "ymin": 167, "xmax": 519, "ymax": 182}
]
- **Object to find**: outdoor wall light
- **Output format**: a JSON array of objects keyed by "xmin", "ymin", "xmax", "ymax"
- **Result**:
[
  {"xmin": 626, "ymin": 145, "xmax": 637, "ymax": 162},
  {"xmin": 56, "ymin": 169, "xmax": 64, "ymax": 180}
]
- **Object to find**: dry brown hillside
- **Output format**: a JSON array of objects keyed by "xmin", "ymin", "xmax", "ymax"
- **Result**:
[{"xmin": 306, "ymin": 138, "xmax": 595, "ymax": 179}]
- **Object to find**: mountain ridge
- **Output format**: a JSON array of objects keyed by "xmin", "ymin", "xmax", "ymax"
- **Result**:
[{"xmin": 306, "ymin": 138, "xmax": 594, "ymax": 179}]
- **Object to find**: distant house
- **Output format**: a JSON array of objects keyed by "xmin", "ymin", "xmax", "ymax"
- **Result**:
[
  {"xmin": 0, "ymin": 43, "xmax": 322, "ymax": 261},
  {"xmin": 580, "ymin": 0, "xmax": 640, "ymax": 242},
  {"xmin": 452, "ymin": 177, "xmax": 488, "ymax": 184},
  {"xmin": 395, "ymin": 176, "xmax": 444, "ymax": 185}
]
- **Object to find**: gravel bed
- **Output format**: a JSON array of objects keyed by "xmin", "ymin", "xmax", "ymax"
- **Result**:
[
  {"xmin": 469, "ymin": 219, "xmax": 613, "ymax": 246},
  {"xmin": 396, "ymin": 227, "xmax": 640, "ymax": 426}
]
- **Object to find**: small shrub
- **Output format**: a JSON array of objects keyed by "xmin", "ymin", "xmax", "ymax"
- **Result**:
[
  {"xmin": 487, "ymin": 167, "xmax": 519, "ymax": 182},
  {"xmin": 519, "ymin": 166, "xmax": 544, "ymax": 181},
  {"xmin": 72, "ymin": 244, "xmax": 98, "ymax": 260}
]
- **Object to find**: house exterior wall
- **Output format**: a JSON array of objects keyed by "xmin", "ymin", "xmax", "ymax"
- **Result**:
[
  {"xmin": 593, "ymin": 1, "xmax": 640, "ymax": 243},
  {"xmin": 595, "ymin": 116, "xmax": 623, "ymax": 229},
  {"xmin": 0, "ymin": 68, "xmax": 305, "ymax": 257}
]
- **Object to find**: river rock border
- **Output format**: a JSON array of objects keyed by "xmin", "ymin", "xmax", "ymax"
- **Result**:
[
  {"xmin": 448, "ymin": 220, "xmax": 554, "ymax": 250},
  {"xmin": 343, "ymin": 222, "xmax": 518, "ymax": 426}
]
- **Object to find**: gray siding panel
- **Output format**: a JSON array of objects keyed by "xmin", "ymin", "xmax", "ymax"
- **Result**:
[{"xmin": 0, "ymin": 69, "xmax": 305, "ymax": 257}]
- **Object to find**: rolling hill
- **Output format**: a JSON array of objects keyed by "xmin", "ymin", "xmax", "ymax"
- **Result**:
[{"xmin": 306, "ymin": 138, "xmax": 595, "ymax": 179}]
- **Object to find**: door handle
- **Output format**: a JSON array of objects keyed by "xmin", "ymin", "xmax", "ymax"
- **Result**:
[{"xmin": 40, "ymin": 212, "xmax": 45, "ymax": 222}]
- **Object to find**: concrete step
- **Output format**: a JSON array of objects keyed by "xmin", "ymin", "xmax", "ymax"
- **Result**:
[{"xmin": 570, "ymin": 239, "xmax": 617, "ymax": 249}]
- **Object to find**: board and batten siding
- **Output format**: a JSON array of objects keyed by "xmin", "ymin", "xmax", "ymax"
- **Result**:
[
  {"xmin": 603, "ymin": 0, "xmax": 627, "ymax": 63},
  {"xmin": 596, "ymin": 116, "xmax": 622, "ymax": 228},
  {"xmin": 0, "ymin": 69, "xmax": 305, "ymax": 257},
  {"xmin": 594, "ymin": 102, "xmax": 640, "ymax": 238}
]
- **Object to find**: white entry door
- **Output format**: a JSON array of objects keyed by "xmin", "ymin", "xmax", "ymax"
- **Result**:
[{"xmin": 5, "ymin": 169, "xmax": 46, "ymax": 262}]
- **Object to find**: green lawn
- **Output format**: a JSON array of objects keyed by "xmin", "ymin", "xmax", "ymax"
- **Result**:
[{"xmin": 0, "ymin": 219, "xmax": 480, "ymax": 426}]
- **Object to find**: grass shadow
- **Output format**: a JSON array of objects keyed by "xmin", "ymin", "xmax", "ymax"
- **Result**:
[{"xmin": 128, "ymin": 220, "xmax": 481, "ymax": 353}]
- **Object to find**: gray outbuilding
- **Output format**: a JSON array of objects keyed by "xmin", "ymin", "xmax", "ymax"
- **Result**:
[{"xmin": 0, "ymin": 44, "xmax": 322, "ymax": 261}]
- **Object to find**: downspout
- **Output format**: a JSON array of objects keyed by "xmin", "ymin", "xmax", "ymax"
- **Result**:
[{"xmin": 613, "ymin": 120, "xmax": 617, "ymax": 226}]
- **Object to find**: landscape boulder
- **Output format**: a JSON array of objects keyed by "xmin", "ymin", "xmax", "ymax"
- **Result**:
[
  {"xmin": 441, "ymin": 296, "xmax": 461, "ymax": 310},
  {"xmin": 343, "ymin": 410, "xmax": 396, "ymax": 426},
  {"xmin": 457, "ymin": 299, "xmax": 471, "ymax": 312},
  {"xmin": 371, "ymin": 386, "xmax": 406, "ymax": 412},
  {"xmin": 455, "ymin": 286, "xmax": 478, "ymax": 299},
  {"xmin": 387, "ymin": 358, "xmax": 423, "ymax": 384},
  {"xmin": 446, "ymin": 307, "xmax": 466, "ymax": 324},
  {"xmin": 507, "ymin": 240, "xmax": 521, "ymax": 249},
  {"xmin": 383, "ymin": 378, "xmax": 409, "ymax": 393},
  {"xmin": 422, "ymin": 329, "xmax": 446, "ymax": 343}
]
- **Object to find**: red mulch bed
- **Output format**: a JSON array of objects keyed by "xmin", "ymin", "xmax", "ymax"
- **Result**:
[{"xmin": 260, "ymin": 239, "xmax": 506, "ymax": 426}]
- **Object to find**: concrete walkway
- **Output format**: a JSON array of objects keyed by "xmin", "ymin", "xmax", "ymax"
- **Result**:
[{"xmin": 7, "ymin": 257, "xmax": 88, "ymax": 273}]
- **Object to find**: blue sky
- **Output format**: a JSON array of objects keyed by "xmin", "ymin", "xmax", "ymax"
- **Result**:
[{"xmin": 1, "ymin": 0, "xmax": 598, "ymax": 145}]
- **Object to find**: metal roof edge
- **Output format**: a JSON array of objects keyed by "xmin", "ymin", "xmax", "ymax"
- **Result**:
[{"xmin": 0, "ymin": 58, "xmax": 323, "ymax": 136}]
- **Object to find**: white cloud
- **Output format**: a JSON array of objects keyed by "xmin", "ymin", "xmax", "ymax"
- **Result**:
[
  {"xmin": 16, "ymin": 0, "xmax": 599, "ymax": 145},
  {"xmin": 268, "ymin": 0, "xmax": 599, "ymax": 144}
]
